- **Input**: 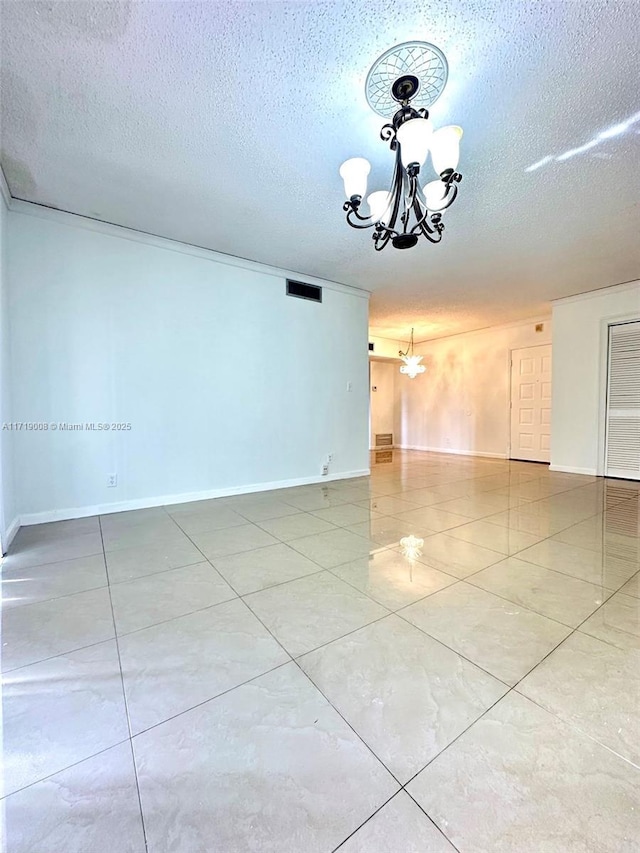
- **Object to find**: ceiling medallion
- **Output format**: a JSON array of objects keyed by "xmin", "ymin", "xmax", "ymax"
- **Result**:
[
  {"xmin": 399, "ymin": 328, "xmax": 426, "ymax": 379},
  {"xmin": 340, "ymin": 41, "xmax": 463, "ymax": 252}
]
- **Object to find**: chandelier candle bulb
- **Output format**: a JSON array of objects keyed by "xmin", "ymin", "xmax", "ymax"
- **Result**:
[
  {"xmin": 430, "ymin": 126, "xmax": 463, "ymax": 176},
  {"xmin": 367, "ymin": 190, "xmax": 392, "ymax": 223},
  {"xmin": 396, "ymin": 117, "xmax": 433, "ymax": 170},
  {"xmin": 339, "ymin": 157, "xmax": 371, "ymax": 202}
]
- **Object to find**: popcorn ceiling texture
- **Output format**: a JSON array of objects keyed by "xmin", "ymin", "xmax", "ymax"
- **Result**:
[{"xmin": 1, "ymin": 0, "xmax": 639, "ymax": 340}]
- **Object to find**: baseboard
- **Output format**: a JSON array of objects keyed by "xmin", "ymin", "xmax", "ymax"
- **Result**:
[
  {"xmin": 18, "ymin": 469, "xmax": 371, "ymax": 527},
  {"xmin": 2, "ymin": 516, "xmax": 20, "ymax": 553},
  {"xmin": 396, "ymin": 444, "xmax": 508, "ymax": 460},
  {"xmin": 549, "ymin": 464, "xmax": 597, "ymax": 476}
]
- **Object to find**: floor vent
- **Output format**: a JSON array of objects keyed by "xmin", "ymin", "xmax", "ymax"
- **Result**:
[
  {"xmin": 286, "ymin": 280, "xmax": 322, "ymax": 302},
  {"xmin": 375, "ymin": 450, "xmax": 393, "ymax": 463},
  {"xmin": 375, "ymin": 433, "xmax": 393, "ymax": 447}
]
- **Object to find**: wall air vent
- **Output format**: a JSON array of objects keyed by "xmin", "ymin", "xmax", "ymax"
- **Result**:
[
  {"xmin": 376, "ymin": 433, "xmax": 393, "ymax": 447},
  {"xmin": 286, "ymin": 280, "xmax": 322, "ymax": 302}
]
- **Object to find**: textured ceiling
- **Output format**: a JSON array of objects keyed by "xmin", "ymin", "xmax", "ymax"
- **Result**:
[{"xmin": 1, "ymin": 0, "xmax": 639, "ymax": 340}]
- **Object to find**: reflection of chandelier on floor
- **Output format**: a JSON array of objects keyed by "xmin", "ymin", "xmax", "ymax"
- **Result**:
[
  {"xmin": 399, "ymin": 329, "xmax": 425, "ymax": 379},
  {"xmin": 339, "ymin": 42, "xmax": 463, "ymax": 251},
  {"xmin": 400, "ymin": 534, "xmax": 424, "ymax": 560}
]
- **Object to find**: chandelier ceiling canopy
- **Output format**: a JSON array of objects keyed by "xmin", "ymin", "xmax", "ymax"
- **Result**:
[{"xmin": 340, "ymin": 41, "xmax": 463, "ymax": 252}]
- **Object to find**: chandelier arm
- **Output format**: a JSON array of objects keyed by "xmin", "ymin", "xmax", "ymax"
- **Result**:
[
  {"xmin": 373, "ymin": 231, "xmax": 392, "ymax": 251},
  {"xmin": 344, "ymin": 206, "xmax": 376, "ymax": 230},
  {"xmin": 417, "ymin": 214, "xmax": 444, "ymax": 243}
]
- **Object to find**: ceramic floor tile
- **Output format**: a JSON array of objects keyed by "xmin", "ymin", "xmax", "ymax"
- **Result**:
[
  {"xmin": 445, "ymin": 520, "xmax": 544, "ymax": 555},
  {"xmin": 100, "ymin": 507, "xmax": 169, "ymax": 530},
  {"xmin": 429, "ymin": 497, "xmax": 509, "ymax": 520},
  {"xmin": 619, "ymin": 571, "xmax": 640, "ymax": 598},
  {"xmin": 104, "ymin": 539, "xmax": 205, "ymax": 583},
  {"xmin": 211, "ymin": 542, "xmax": 322, "ymax": 595},
  {"xmin": 110, "ymin": 561, "xmax": 236, "ymax": 634},
  {"xmin": 518, "ymin": 631, "xmax": 640, "ymax": 764},
  {"xmin": 133, "ymin": 663, "xmax": 398, "ymax": 853},
  {"xmin": 2, "ymin": 641, "xmax": 129, "ymax": 795},
  {"xmin": 255, "ymin": 512, "xmax": 338, "ymax": 541},
  {"xmin": 579, "ymin": 592, "xmax": 640, "ymax": 650},
  {"xmin": 344, "ymin": 516, "xmax": 436, "ymax": 547},
  {"xmin": 225, "ymin": 497, "xmax": 302, "ymax": 522},
  {"xmin": 517, "ymin": 539, "xmax": 638, "ymax": 589},
  {"xmin": 276, "ymin": 487, "xmax": 353, "ymax": 511},
  {"xmin": 336, "ymin": 792, "xmax": 456, "ymax": 852},
  {"xmin": 1, "ymin": 553, "xmax": 108, "ymax": 610},
  {"xmin": 331, "ymin": 549, "xmax": 456, "ymax": 610},
  {"xmin": 189, "ymin": 523, "xmax": 279, "ymax": 559},
  {"xmin": 3, "ymin": 742, "xmax": 146, "ymax": 853},
  {"xmin": 392, "ymin": 507, "xmax": 471, "ymax": 533},
  {"xmin": 299, "ymin": 616, "xmax": 507, "ymax": 782},
  {"xmin": 244, "ymin": 571, "xmax": 389, "ymax": 656},
  {"xmin": 13, "ymin": 516, "xmax": 101, "ymax": 546},
  {"xmin": 402, "ymin": 582, "xmax": 571, "ymax": 685},
  {"xmin": 484, "ymin": 509, "xmax": 571, "ymax": 536},
  {"xmin": 2, "ymin": 587, "xmax": 115, "ymax": 671},
  {"xmin": 355, "ymin": 495, "xmax": 423, "ymax": 515},
  {"xmin": 119, "ymin": 598, "xmax": 289, "ymax": 733},
  {"xmin": 99, "ymin": 512, "xmax": 175, "ymax": 535},
  {"xmin": 408, "ymin": 691, "xmax": 640, "ymax": 853},
  {"xmin": 102, "ymin": 521, "xmax": 191, "ymax": 553},
  {"xmin": 469, "ymin": 557, "xmax": 609, "ymax": 627},
  {"xmin": 409, "ymin": 532, "xmax": 504, "ymax": 579},
  {"xmin": 287, "ymin": 528, "xmax": 379, "ymax": 568},
  {"xmin": 167, "ymin": 505, "xmax": 249, "ymax": 534},
  {"xmin": 310, "ymin": 502, "xmax": 386, "ymax": 527},
  {"xmin": 3, "ymin": 532, "xmax": 105, "ymax": 571}
]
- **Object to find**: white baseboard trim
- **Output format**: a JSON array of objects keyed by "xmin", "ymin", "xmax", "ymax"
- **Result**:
[
  {"xmin": 549, "ymin": 464, "xmax": 597, "ymax": 476},
  {"xmin": 2, "ymin": 516, "xmax": 20, "ymax": 553},
  {"xmin": 396, "ymin": 444, "xmax": 508, "ymax": 460},
  {"xmin": 18, "ymin": 469, "xmax": 371, "ymax": 527}
]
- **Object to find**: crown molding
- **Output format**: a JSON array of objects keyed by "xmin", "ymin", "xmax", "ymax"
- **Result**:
[
  {"xmin": 413, "ymin": 314, "xmax": 552, "ymax": 346},
  {"xmin": 0, "ymin": 166, "xmax": 11, "ymax": 209},
  {"xmin": 8, "ymin": 197, "xmax": 372, "ymax": 301},
  {"xmin": 551, "ymin": 278, "xmax": 640, "ymax": 306}
]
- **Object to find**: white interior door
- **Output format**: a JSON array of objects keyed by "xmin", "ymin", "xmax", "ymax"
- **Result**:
[
  {"xmin": 510, "ymin": 344, "xmax": 552, "ymax": 462},
  {"xmin": 605, "ymin": 321, "xmax": 640, "ymax": 481}
]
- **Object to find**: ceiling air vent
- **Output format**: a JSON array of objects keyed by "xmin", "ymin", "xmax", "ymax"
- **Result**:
[{"xmin": 286, "ymin": 280, "xmax": 322, "ymax": 303}]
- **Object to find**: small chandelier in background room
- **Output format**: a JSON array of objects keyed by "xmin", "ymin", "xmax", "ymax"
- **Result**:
[
  {"xmin": 339, "ymin": 41, "xmax": 463, "ymax": 251},
  {"xmin": 399, "ymin": 328, "xmax": 426, "ymax": 379}
]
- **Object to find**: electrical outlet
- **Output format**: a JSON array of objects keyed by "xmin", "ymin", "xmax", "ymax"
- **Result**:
[
  {"xmin": 107, "ymin": 473, "xmax": 118, "ymax": 488},
  {"xmin": 321, "ymin": 464, "xmax": 329, "ymax": 476},
  {"xmin": 327, "ymin": 453, "xmax": 334, "ymax": 463}
]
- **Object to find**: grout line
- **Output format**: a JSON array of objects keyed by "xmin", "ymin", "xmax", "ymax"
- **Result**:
[
  {"xmin": 403, "ymin": 789, "xmax": 464, "ymax": 853},
  {"xmin": 0, "ymin": 737, "xmax": 132, "ymax": 802},
  {"xmin": 98, "ymin": 515, "xmax": 149, "ymax": 853}
]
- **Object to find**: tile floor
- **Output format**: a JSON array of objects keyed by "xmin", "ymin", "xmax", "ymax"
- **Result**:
[{"xmin": 1, "ymin": 451, "xmax": 639, "ymax": 852}]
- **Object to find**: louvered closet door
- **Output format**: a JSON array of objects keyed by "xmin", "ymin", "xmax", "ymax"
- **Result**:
[{"xmin": 605, "ymin": 321, "xmax": 640, "ymax": 480}]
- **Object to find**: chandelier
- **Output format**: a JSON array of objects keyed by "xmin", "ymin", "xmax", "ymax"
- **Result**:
[
  {"xmin": 339, "ymin": 42, "xmax": 463, "ymax": 251},
  {"xmin": 399, "ymin": 328, "xmax": 425, "ymax": 379}
]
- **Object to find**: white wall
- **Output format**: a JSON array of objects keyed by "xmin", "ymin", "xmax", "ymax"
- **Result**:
[
  {"xmin": 369, "ymin": 360, "xmax": 397, "ymax": 447},
  {"xmin": 0, "ymin": 187, "xmax": 17, "ymax": 545},
  {"xmin": 551, "ymin": 281, "xmax": 640, "ymax": 475},
  {"xmin": 396, "ymin": 319, "xmax": 552, "ymax": 458},
  {"xmin": 8, "ymin": 205, "xmax": 370, "ymax": 522}
]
